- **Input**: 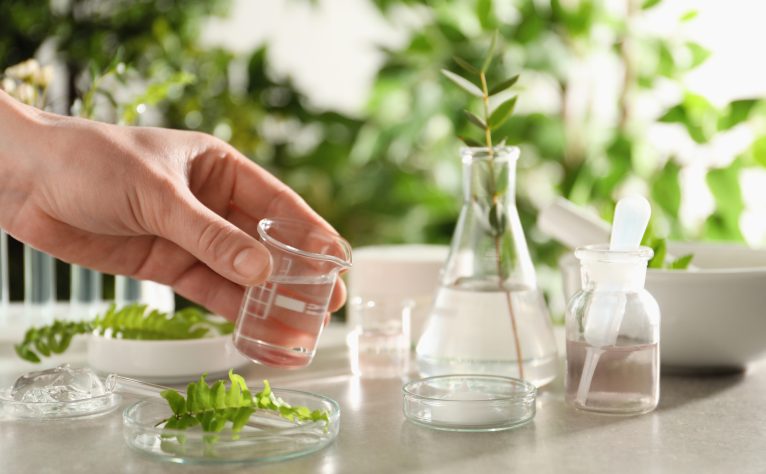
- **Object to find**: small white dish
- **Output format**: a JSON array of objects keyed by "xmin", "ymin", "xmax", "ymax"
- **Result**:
[
  {"xmin": 560, "ymin": 242, "xmax": 766, "ymax": 371},
  {"xmin": 87, "ymin": 335, "xmax": 250, "ymax": 384}
]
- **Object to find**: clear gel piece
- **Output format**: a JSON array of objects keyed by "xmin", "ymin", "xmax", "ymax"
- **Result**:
[{"xmin": 11, "ymin": 364, "xmax": 106, "ymax": 403}]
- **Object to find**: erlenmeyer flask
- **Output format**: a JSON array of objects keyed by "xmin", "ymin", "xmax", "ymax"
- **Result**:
[{"xmin": 416, "ymin": 146, "xmax": 558, "ymax": 387}]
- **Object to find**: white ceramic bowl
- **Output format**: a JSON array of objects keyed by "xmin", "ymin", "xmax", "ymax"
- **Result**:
[
  {"xmin": 560, "ymin": 242, "xmax": 766, "ymax": 372},
  {"xmin": 87, "ymin": 335, "xmax": 250, "ymax": 383}
]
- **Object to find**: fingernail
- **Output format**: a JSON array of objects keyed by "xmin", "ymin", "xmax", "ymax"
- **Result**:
[{"xmin": 233, "ymin": 247, "xmax": 269, "ymax": 282}]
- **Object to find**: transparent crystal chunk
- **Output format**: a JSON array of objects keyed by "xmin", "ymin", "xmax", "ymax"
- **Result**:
[{"xmin": 11, "ymin": 364, "xmax": 106, "ymax": 403}]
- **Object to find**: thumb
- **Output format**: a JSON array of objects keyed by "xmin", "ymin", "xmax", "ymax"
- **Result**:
[{"xmin": 160, "ymin": 195, "xmax": 271, "ymax": 286}]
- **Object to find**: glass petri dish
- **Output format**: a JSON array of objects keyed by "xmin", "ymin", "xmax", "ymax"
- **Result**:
[
  {"xmin": 0, "ymin": 389, "xmax": 120, "ymax": 420},
  {"xmin": 402, "ymin": 374, "xmax": 536, "ymax": 432},
  {"xmin": 123, "ymin": 389, "xmax": 340, "ymax": 465}
]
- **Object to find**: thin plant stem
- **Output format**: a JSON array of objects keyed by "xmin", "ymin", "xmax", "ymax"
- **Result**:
[
  {"xmin": 479, "ymin": 73, "xmax": 494, "ymax": 154},
  {"xmin": 479, "ymin": 72, "xmax": 525, "ymax": 380}
]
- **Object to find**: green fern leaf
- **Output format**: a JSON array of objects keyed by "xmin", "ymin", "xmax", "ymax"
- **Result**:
[
  {"xmin": 157, "ymin": 371, "xmax": 330, "ymax": 448},
  {"xmin": 15, "ymin": 303, "xmax": 235, "ymax": 363}
]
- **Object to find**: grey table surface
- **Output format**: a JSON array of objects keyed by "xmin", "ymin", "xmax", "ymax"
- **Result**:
[{"xmin": 0, "ymin": 324, "xmax": 764, "ymax": 474}]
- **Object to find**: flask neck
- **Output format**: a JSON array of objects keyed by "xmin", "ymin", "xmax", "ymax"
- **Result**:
[
  {"xmin": 443, "ymin": 146, "xmax": 536, "ymax": 289},
  {"xmin": 461, "ymin": 147, "xmax": 519, "ymax": 203}
]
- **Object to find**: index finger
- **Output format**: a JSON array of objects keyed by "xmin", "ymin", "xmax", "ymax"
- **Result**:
[
  {"xmin": 222, "ymin": 145, "xmax": 350, "ymax": 311},
  {"xmin": 223, "ymin": 145, "xmax": 336, "ymax": 233}
]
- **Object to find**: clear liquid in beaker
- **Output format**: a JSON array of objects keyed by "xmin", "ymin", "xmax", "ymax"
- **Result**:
[{"xmin": 234, "ymin": 275, "xmax": 332, "ymax": 369}]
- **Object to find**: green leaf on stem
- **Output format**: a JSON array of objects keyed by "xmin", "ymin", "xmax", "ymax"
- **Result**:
[
  {"xmin": 704, "ymin": 161, "xmax": 745, "ymax": 241},
  {"xmin": 648, "ymin": 239, "xmax": 666, "ymax": 269},
  {"xmin": 161, "ymin": 390, "xmax": 186, "ymax": 416},
  {"xmin": 14, "ymin": 344, "xmax": 40, "ymax": 363},
  {"xmin": 460, "ymin": 136, "xmax": 483, "ymax": 147},
  {"xmin": 670, "ymin": 254, "xmax": 694, "ymax": 269},
  {"xmin": 718, "ymin": 99, "xmax": 759, "ymax": 131},
  {"xmin": 231, "ymin": 406, "xmax": 254, "ymax": 433},
  {"xmin": 453, "ymin": 56, "xmax": 479, "ymax": 75},
  {"xmin": 686, "ymin": 41, "xmax": 710, "ymax": 69},
  {"xmin": 680, "ymin": 10, "xmax": 698, "ymax": 21},
  {"xmin": 641, "ymin": 0, "xmax": 662, "ymax": 10},
  {"xmin": 121, "ymin": 71, "xmax": 195, "ymax": 124},
  {"xmin": 88, "ymin": 62, "xmax": 100, "ymax": 84},
  {"xmin": 494, "ymin": 168, "xmax": 509, "ymax": 194},
  {"xmin": 481, "ymin": 31, "xmax": 498, "ymax": 73},
  {"xmin": 752, "ymin": 136, "xmax": 766, "ymax": 167},
  {"xmin": 488, "ymin": 75, "xmax": 519, "ymax": 96},
  {"xmin": 489, "ymin": 96, "xmax": 518, "ymax": 129},
  {"xmin": 488, "ymin": 202, "xmax": 506, "ymax": 236},
  {"xmin": 498, "ymin": 230, "xmax": 516, "ymax": 280},
  {"xmin": 441, "ymin": 69, "xmax": 483, "ymax": 97},
  {"xmin": 477, "ymin": 0, "xmax": 493, "ymax": 29},
  {"xmin": 650, "ymin": 159, "xmax": 681, "ymax": 219},
  {"xmin": 464, "ymin": 110, "xmax": 487, "ymax": 129},
  {"xmin": 34, "ymin": 338, "xmax": 51, "ymax": 357}
]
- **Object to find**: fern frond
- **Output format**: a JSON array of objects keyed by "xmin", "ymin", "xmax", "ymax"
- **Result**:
[
  {"xmin": 160, "ymin": 370, "xmax": 255, "ymax": 437},
  {"xmin": 15, "ymin": 303, "xmax": 235, "ymax": 363},
  {"xmin": 158, "ymin": 370, "xmax": 329, "ymax": 441}
]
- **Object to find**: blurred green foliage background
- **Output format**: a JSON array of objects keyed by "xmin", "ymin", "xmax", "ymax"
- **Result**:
[{"xmin": 2, "ymin": 0, "xmax": 764, "ymax": 308}]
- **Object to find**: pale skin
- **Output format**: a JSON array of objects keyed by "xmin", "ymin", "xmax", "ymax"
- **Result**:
[{"xmin": 0, "ymin": 90, "xmax": 346, "ymax": 322}]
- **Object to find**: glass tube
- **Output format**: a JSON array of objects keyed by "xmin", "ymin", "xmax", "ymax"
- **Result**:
[
  {"xmin": 115, "ymin": 276, "xmax": 142, "ymax": 306},
  {"xmin": 71, "ymin": 265, "xmax": 102, "ymax": 318},
  {"xmin": 1, "ymin": 230, "xmax": 8, "ymax": 316},
  {"xmin": 105, "ymin": 374, "xmax": 167, "ymax": 399},
  {"xmin": 24, "ymin": 245, "xmax": 56, "ymax": 321}
]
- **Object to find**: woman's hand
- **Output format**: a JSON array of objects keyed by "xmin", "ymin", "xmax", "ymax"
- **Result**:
[{"xmin": 0, "ymin": 91, "xmax": 346, "ymax": 321}]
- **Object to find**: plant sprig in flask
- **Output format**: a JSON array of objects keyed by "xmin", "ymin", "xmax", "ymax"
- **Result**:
[{"xmin": 441, "ymin": 32, "xmax": 526, "ymax": 379}]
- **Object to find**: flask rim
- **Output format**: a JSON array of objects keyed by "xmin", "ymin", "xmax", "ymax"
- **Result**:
[{"xmin": 460, "ymin": 146, "xmax": 520, "ymax": 163}]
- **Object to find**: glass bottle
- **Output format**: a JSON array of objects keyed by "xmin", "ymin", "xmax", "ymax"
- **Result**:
[
  {"xmin": 565, "ymin": 245, "xmax": 660, "ymax": 414},
  {"xmin": 70, "ymin": 265, "xmax": 102, "ymax": 319},
  {"xmin": 415, "ymin": 146, "xmax": 558, "ymax": 387}
]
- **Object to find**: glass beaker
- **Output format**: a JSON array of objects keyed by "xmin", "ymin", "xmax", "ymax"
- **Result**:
[
  {"xmin": 234, "ymin": 218, "xmax": 352, "ymax": 369},
  {"xmin": 416, "ymin": 147, "xmax": 558, "ymax": 386},
  {"xmin": 346, "ymin": 297, "xmax": 412, "ymax": 378},
  {"xmin": 565, "ymin": 245, "xmax": 660, "ymax": 414}
]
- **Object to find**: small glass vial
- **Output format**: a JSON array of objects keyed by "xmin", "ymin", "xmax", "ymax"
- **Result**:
[
  {"xmin": 565, "ymin": 245, "xmax": 660, "ymax": 415},
  {"xmin": 347, "ymin": 298, "xmax": 412, "ymax": 378}
]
